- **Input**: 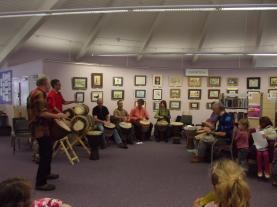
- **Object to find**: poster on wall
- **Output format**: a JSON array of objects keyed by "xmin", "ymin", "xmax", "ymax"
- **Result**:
[
  {"xmin": 0, "ymin": 70, "xmax": 12, "ymax": 104},
  {"xmin": 248, "ymin": 105, "xmax": 261, "ymax": 119}
]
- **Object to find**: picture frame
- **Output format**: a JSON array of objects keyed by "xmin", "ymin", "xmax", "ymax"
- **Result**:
[
  {"xmin": 227, "ymin": 77, "xmax": 239, "ymax": 87},
  {"xmin": 268, "ymin": 89, "xmax": 277, "ymax": 98},
  {"xmin": 208, "ymin": 76, "xmax": 221, "ymax": 87},
  {"xmin": 91, "ymin": 91, "xmax": 103, "ymax": 102},
  {"xmin": 111, "ymin": 90, "xmax": 124, "ymax": 100},
  {"xmin": 170, "ymin": 88, "xmax": 181, "ymax": 99},
  {"xmin": 208, "ymin": 89, "xmax": 221, "ymax": 99},
  {"xmin": 226, "ymin": 89, "xmax": 239, "ymax": 94},
  {"xmin": 269, "ymin": 77, "xmax": 277, "ymax": 87},
  {"xmin": 188, "ymin": 89, "xmax": 201, "ymax": 100},
  {"xmin": 113, "ymin": 77, "xmax": 123, "ymax": 86},
  {"xmin": 169, "ymin": 100, "xmax": 181, "ymax": 110},
  {"xmin": 247, "ymin": 77, "xmax": 261, "ymax": 89},
  {"xmin": 72, "ymin": 77, "xmax": 87, "ymax": 90},
  {"xmin": 153, "ymin": 101, "xmax": 160, "ymax": 111},
  {"xmin": 91, "ymin": 73, "xmax": 103, "ymax": 88},
  {"xmin": 189, "ymin": 102, "xmax": 200, "ymax": 110},
  {"xmin": 188, "ymin": 77, "xmax": 201, "ymax": 87},
  {"xmin": 135, "ymin": 90, "xmax": 146, "ymax": 98},
  {"xmin": 169, "ymin": 76, "xmax": 183, "ymax": 87},
  {"xmin": 134, "ymin": 75, "xmax": 147, "ymax": 86},
  {"xmin": 206, "ymin": 102, "xmax": 213, "ymax": 109},
  {"xmin": 153, "ymin": 89, "xmax": 162, "ymax": 100},
  {"xmin": 75, "ymin": 92, "xmax": 85, "ymax": 103},
  {"xmin": 153, "ymin": 74, "xmax": 163, "ymax": 87}
]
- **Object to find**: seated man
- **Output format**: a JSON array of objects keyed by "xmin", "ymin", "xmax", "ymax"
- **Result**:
[
  {"xmin": 130, "ymin": 99, "xmax": 153, "ymax": 142},
  {"xmin": 113, "ymin": 100, "xmax": 134, "ymax": 144},
  {"xmin": 92, "ymin": 98, "xmax": 127, "ymax": 149},
  {"xmin": 192, "ymin": 102, "xmax": 234, "ymax": 163}
]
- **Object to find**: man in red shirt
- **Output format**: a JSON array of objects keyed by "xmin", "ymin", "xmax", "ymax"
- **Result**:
[{"xmin": 47, "ymin": 79, "xmax": 75, "ymax": 113}]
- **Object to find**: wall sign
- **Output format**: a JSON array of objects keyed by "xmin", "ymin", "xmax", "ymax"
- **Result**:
[
  {"xmin": 185, "ymin": 69, "xmax": 209, "ymax": 77},
  {"xmin": 0, "ymin": 70, "xmax": 12, "ymax": 104}
]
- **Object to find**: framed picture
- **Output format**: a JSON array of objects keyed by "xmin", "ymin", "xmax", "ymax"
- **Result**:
[
  {"xmin": 135, "ymin": 90, "xmax": 146, "ymax": 98},
  {"xmin": 91, "ymin": 73, "xmax": 103, "ymax": 88},
  {"xmin": 188, "ymin": 77, "xmax": 201, "ymax": 87},
  {"xmin": 188, "ymin": 89, "xmax": 201, "ymax": 100},
  {"xmin": 189, "ymin": 102, "xmax": 200, "ymax": 110},
  {"xmin": 153, "ymin": 101, "xmax": 160, "ymax": 111},
  {"xmin": 153, "ymin": 74, "xmax": 163, "ymax": 87},
  {"xmin": 206, "ymin": 102, "xmax": 213, "ymax": 109},
  {"xmin": 227, "ymin": 77, "xmax": 239, "ymax": 86},
  {"xmin": 111, "ymin": 90, "xmax": 124, "ymax": 100},
  {"xmin": 208, "ymin": 89, "xmax": 220, "ymax": 99},
  {"xmin": 72, "ymin": 77, "xmax": 87, "ymax": 90},
  {"xmin": 247, "ymin": 77, "xmax": 260, "ymax": 89},
  {"xmin": 268, "ymin": 89, "xmax": 277, "ymax": 98},
  {"xmin": 227, "ymin": 89, "xmax": 239, "ymax": 94},
  {"xmin": 169, "ymin": 76, "xmax": 183, "ymax": 87},
  {"xmin": 170, "ymin": 88, "xmax": 181, "ymax": 99},
  {"xmin": 153, "ymin": 89, "xmax": 162, "ymax": 100},
  {"xmin": 75, "ymin": 92, "xmax": 84, "ymax": 103},
  {"xmin": 91, "ymin": 91, "xmax": 103, "ymax": 102},
  {"xmin": 134, "ymin": 100, "xmax": 146, "ymax": 108},
  {"xmin": 169, "ymin": 101, "xmax": 181, "ymax": 110},
  {"xmin": 269, "ymin": 77, "xmax": 277, "ymax": 87},
  {"xmin": 135, "ymin": 75, "xmax": 147, "ymax": 86},
  {"xmin": 208, "ymin": 76, "xmax": 221, "ymax": 87},
  {"xmin": 113, "ymin": 77, "xmax": 123, "ymax": 86}
]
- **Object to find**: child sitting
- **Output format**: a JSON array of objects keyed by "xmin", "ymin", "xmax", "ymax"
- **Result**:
[{"xmin": 193, "ymin": 159, "xmax": 251, "ymax": 207}]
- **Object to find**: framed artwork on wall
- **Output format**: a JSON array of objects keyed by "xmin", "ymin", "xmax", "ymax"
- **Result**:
[
  {"xmin": 208, "ymin": 76, "xmax": 221, "ymax": 87},
  {"xmin": 134, "ymin": 75, "xmax": 147, "ymax": 86},
  {"xmin": 153, "ymin": 74, "xmax": 163, "ymax": 87},
  {"xmin": 153, "ymin": 101, "xmax": 160, "ymax": 111},
  {"xmin": 269, "ymin": 77, "xmax": 277, "ymax": 87},
  {"xmin": 247, "ymin": 77, "xmax": 260, "ymax": 89},
  {"xmin": 208, "ymin": 89, "xmax": 220, "ymax": 99},
  {"xmin": 170, "ymin": 88, "xmax": 181, "ymax": 99},
  {"xmin": 188, "ymin": 77, "xmax": 201, "ymax": 87},
  {"xmin": 227, "ymin": 77, "xmax": 239, "ymax": 87},
  {"xmin": 268, "ymin": 89, "xmax": 277, "ymax": 98},
  {"xmin": 135, "ymin": 90, "xmax": 146, "ymax": 98},
  {"xmin": 72, "ymin": 77, "xmax": 87, "ymax": 90},
  {"xmin": 91, "ymin": 91, "xmax": 103, "ymax": 102},
  {"xmin": 169, "ymin": 100, "xmax": 181, "ymax": 110},
  {"xmin": 91, "ymin": 73, "xmax": 103, "ymax": 88},
  {"xmin": 227, "ymin": 89, "xmax": 239, "ymax": 94},
  {"xmin": 169, "ymin": 76, "xmax": 183, "ymax": 87},
  {"xmin": 153, "ymin": 89, "xmax": 162, "ymax": 100},
  {"xmin": 113, "ymin": 77, "xmax": 123, "ymax": 86},
  {"xmin": 111, "ymin": 90, "xmax": 124, "ymax": 100},
  {"xmin": 75, "ymin": 92, "xmax": 85, "ymax": 103},
  {"xmin": 189, "ymin": 102, "xmax": 200, "ymax": 110},
  {"xmin": 188, "ymin": 89, "xmax": 201, "ymax": 100},
  {"xmin": 206, "ymin": 102, "xmax": 213, "ymax": 109}
]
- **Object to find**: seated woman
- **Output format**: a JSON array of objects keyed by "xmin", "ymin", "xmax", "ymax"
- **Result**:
[
  {"xmin": 193, "ymin": 159, "xmax": 251, "ymax": 207},
  {"xmin": 154, "ymin": 100, "xmax": 171, "ymax": 142}
]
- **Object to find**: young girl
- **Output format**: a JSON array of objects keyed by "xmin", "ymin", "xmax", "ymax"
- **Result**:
[
  {"xmin": 193, "ymin": 159, "xmax": 251, "ymax": 207},
  {"xmin": 256, "ymin": 116, "xmax": 277, "ymax": 179},
  {"xmin": 235, "ymin": 119, "xmax": 249, "ymax": 169}
]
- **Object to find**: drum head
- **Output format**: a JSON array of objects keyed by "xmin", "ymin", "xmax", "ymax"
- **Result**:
[
  {"xmin": 171, "ymin": 121, "xmax": 184, "ymax": 126},
  {"xmin": 119, "ymin": 122, "xmax": 132, "ymax": 129},
  {"xmin": 71, "ymin": 115, "xmax": 89, "ymax": 132},
  {"xmin": 140, "ymin": 120, "xmax": 150, "ymax": 126},
  {"xmin": 87, "ymin": 130, "xmax": 103, "ymax": 136},
  {"xmin": 74, "ymin": 104, "xmax": 89, "ymax": 115},
  {"xmin": 157, "ymin": 120, "xmax": 168, "ymax": 126},
  {"xmin": 104, "ymin": 123, "xmax": 115, "ymax": 129},
  {"xmin": 54, "ymin": 119, "xmax": 71, "ymax": 132}
]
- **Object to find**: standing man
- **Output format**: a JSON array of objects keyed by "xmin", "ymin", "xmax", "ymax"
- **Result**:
[
  {"xmin": 92, "ymin": 98, "xmax": 127, "ymax": 149},
  {"xmin": 27, "ymin": 77, "xmax": 67, "ymax": 191},
  {"xmin": 47, "ymin": 79, "xmax": 75, "ymax": 113}
]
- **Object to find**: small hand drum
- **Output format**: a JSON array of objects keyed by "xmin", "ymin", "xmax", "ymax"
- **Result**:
[
  {"xmin": 156, "ymin": 120, "xmax": 169, "ymax": 133},
  {"xmin": 71, "ymin": 115, "xmax": 89, "ymax": 134},
  {"xmin": 104, "ymin": 123, "xmax": 116, "ymax": 137},
  {"xmin": 140, "ymin": 120, "xmax": 150, "ymax": 133},
  {"xmin": 119, "ymin": 122, "xmax": 132, "ymax": 135}
]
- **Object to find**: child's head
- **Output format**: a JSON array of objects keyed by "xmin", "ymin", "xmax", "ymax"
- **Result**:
[
  {"xmin": 238, "ymin": 119, "xmax": 249, "ymax": 130},
  {"xmin": 0, "ymin": 178, "xmax": 32, "ymax": 207},
  {"xmin": 211, "ymin": 159, "xmax": 251, "ymax": 207},
  {"xmin": 259, "ymin": 116, "xmax": 273, "ymax": 129}
]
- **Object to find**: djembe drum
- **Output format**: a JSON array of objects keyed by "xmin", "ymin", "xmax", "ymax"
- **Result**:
[
  {"xmin": 156, "ymin": 120, "xmax": 169, "ymax": 141},
  {"xmin": 119, "ymin": 122, "xmax": 132, "ymax": 143},
  {"xmin": 104, "ymin": 123, "xmax": 116, "ymax": 137},
  {"xmin": 140, "ymin": 120, "xmax": 150, "ymax": 133},
  {"xmin": 50, "ymin": 119, "xmax": 72, "ymax": 141},
  {"xmin": 86, "ymin": 130, "xmax": 103, "ymax": 160},
  {"xmin": 63, "ymin": 108, "xmax": 75, "ymax": 119},
  {"xmin": 71, "ymin": 115, "xmax": 89, "ymax": 135},
  {"xmin": 73, "ymin": 104, "xmax": 89, "ymax": 115},
  {"xmin": 170, "ymin": 121, "xmax": 184, "ymax": 144}
]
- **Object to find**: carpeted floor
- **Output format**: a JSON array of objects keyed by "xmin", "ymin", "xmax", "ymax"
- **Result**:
[{"xmin": 0, "ymin": 136, "xmax": 276, "ymax": 207}]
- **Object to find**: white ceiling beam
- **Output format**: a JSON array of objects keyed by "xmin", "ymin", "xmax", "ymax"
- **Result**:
[
  {"xmin": 75, "ymin": 0, "xmax": 115, "ymax": 60},
  {"xmin": 0, "ymin": 0, "xmax": 64, "ymax": 65}
]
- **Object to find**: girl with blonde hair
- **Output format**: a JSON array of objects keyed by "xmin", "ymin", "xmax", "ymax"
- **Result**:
[{"xmin": 193, "ymin": 159, "xmax": 251, "ymax": 207}]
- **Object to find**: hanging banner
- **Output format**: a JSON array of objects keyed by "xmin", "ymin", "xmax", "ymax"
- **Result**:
[
  {"xmin": 0, "ymin": 70, "xmax": 12, "ymax": 104},
  {"xmin": 185, "ymin": 69, "xmax": 209, "ymax": 77}
]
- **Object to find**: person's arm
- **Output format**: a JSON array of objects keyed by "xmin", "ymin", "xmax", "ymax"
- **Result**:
[
  {"xmin": 39, "ymin": 94, "xmax": 66, "ymax": 119},
  {"xmin": 154, "ymin": 110, "xmax": 161, "ymax": 119},
  {"xmin": 213, "ymin": 116, "xmax": 233, "ymax": 138},
  {"xmin": 93, "ymin": 115, "xmax": 106, "ymax": 124},
  {"xmin": 264, "ymin": 127, "xmax": 277, "ymax": 140},
  {"xmin": 130, "ymin": 109, "xmax": 139, "ymax": 121}
]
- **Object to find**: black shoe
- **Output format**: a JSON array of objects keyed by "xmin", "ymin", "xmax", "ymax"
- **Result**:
[
  {"xmin": 36, "ymin": 184, "xmax": 56, "ymax": 191},
  {"xmin": 46, "ymin": 174, "xmax": 59, "ymax": 180},
  {"xmin": 118, "ymin": 143, "xmax": 128, "ymax": 149},
  {"xmin": 90, "ymin": 150, "xmax": 100, "ymax": 160}
]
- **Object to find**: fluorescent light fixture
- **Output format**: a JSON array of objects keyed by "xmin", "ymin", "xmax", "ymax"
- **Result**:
[
  {"xmin": 247, "ymin": 53, "xmax": 277, "ymax": 56},
  {"xmin": 222, "ymin": 7, "xmax": 277, "ymax": 11},
  {"xmin": 132, "ymin": 8, "xmax": 217, "ymax": 12}
]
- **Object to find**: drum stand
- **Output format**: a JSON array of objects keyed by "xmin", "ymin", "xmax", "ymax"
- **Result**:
[
  {"xmin": 53, "ymin": 136, "xmax": 80, "ymax": 165},
  {"xmin": 70, "ymin": 134, "xmax": 90, "ymax": 155}
]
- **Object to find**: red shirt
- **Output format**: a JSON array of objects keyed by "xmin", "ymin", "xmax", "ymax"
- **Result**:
[
  {"xmin": 47, "ymin": 90, "xmax": 65, "ymax": 113},
  {"xmin": 130, "ymin": 107, "xmax": 149, "ymax": 122}
]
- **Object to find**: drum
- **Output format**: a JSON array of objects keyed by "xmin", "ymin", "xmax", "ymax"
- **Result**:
[
  {"xmin": 73, "ymin": 104, "xmax": 89, "ymax": 115},
  {"xmin": 119, "ymin": 122, "xmax": 132, "ymax": 135},
  {"xmin": 86, "ymin": 130, "xmax": 103, "ymax": 160},
  {"xmin": 50, "ymin": 119, "xmax": 71, "ymax": 140},
  {"xmin": 104, "ymin": 123, "xmax": 116, "ymax": 137},
  {"xmin": 87, "ymin": 115, "xmax": 95, "ymax": 129},
  {"xmin": 71, "ymin": 115, "xmax": 89, "ymax": 134},
  {"xmin": 140, "ymin": 120, "xmax": 150, "ymax": 133},
  {"xmin": 63, "ymin": 108, "xmax": 75, "ymax": 119},
  {"xmin": 156, "ymin": 120, "xmax": 169, "ymax": 132},
  {"xmin": 170, "ymin": 122, "xmax": 184, "ymax": 144}
]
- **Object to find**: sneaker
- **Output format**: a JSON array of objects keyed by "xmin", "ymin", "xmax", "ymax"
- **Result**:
[
  {"xmin": 136, "ymin": 141, "xmax": 143, "ymax": 144},
  {"xmin": 257, "ymin": 172, "xmax": 263, "ymax": 178},
  {"xmin": 36, "ymin": 184, "xmax": 56, "ymax": 191},
  {"xmin": 264, "ymin": 173, "xmax": 270, "ymax": 179},
  {"xmin": 46, "ymin": 174, "xmax": 59, "ymax": 180}
]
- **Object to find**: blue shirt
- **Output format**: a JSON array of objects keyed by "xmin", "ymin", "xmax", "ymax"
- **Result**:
[{"xmin": 216, "ymin": 112, "xmax": 234, "ymax": 142}]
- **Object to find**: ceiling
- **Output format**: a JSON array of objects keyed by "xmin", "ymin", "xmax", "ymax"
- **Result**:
[{"xmin": 0, "ymin": 0, "xmax": 277, "ymax": 67}]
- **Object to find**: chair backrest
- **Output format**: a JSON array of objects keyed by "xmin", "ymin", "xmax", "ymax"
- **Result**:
[
  {"xmin": 12, "ymin": 117, "xmax": 30, "ymax": 133},
  {"xmin": 179, "ymin": 115, "xmax": 192, "ymax": 126}
]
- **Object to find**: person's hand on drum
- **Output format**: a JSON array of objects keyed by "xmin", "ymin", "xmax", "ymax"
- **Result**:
[
  {"xmin": 56, "ymin": 113, "xmax": 67, "ymax": 119},
  {"xmin": 204, "ymin": 127, "xmax": 212, "ymax": 134}
]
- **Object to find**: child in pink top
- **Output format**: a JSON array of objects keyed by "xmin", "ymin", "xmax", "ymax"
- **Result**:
[{"xmin": 235, "ymin": 119, "xmax": 249, "ymax": 169}]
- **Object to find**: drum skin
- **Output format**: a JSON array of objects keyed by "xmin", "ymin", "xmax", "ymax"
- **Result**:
[
  {"xmin": 156, "ymin": 120, "xmax": 168, "ymax": 132},
  {"xmin": 71, "ymin": 115, "xmax": 89, "ymax": 134},
  {"xmin": 140, "ymin": 120, "xmax": 150, "ymax": 133},
  {"xmin": 50, "ymin": 119, "xmax": 71, "ymax": 141},
  {"xmin": 104, "ymin": 123, "xmax": 115, "ymax": 137},
  {"xmin": 119, "ymin": 122, "xmax": 132, "ymax": 135},
  {"xmin": 73, "ymin": 104, "xmax": 89, "ymax": 115}
]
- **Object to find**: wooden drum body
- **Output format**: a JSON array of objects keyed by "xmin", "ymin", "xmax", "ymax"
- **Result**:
[
  {"xmin": 156, "ymin": 120, "xmax": 169, "ymax": 133},
  {"xmin": 63, "ymin": 108, "xmax": 75, "ymax": 119},
  {"xmin": 104, "ymin": 123, "xmax": 116, "ymax": 137},
  {"xmin": 50, "ymin": 119, "xmax": 71, "ymax": 141},
  {"xmin": 140, "ymin": 120, "xmax": 150, "ymax": 133},
  {"xmin": 86, "ymin": 130, "xmax": 103, "ymax": 150},
  {"xmin": 71, "ymin": 115, "xmax": 89, "ymax": 134},
  {"xmin": 170, "ymin": 122, "xmax": 184, "ymax": 144}
]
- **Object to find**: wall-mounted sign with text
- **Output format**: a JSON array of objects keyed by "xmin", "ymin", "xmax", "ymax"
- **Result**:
[
  {"xmin": 185, "ymin": 69, "xmax": 209, "ymax": 77},
  {"xmin": 0, "ymin": 70, "xmax": 12, "ymax": 104}
]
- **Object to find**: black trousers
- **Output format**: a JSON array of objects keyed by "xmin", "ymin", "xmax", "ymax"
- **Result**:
[
  {"xmin": 36, "ymin": 136, "xmax": 53, "ymax": 186},
  {"xmin": 133, "ymin": 121, "xmax": 153, "ymax": 141}
]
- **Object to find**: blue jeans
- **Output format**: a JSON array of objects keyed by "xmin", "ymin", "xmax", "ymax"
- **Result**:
[{"xmin": 96, "ymin": 123, "xmax": 122, "ymax": 144}]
